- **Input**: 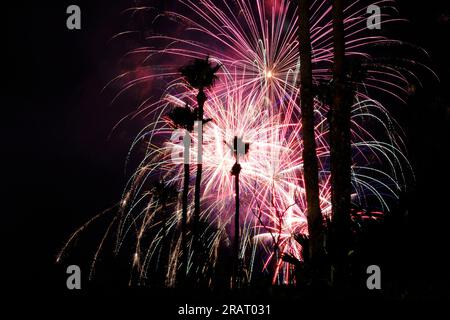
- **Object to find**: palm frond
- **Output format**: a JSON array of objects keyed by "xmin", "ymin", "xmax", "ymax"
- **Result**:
[{"xmin": 180, "ymin": 56, "xmax": 221, "ymax": 89}]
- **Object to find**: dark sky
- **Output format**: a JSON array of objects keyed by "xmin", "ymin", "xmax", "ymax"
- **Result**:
[{"xmin": 2, "ymin": 0, "xmax": 449, "ymax": 302}]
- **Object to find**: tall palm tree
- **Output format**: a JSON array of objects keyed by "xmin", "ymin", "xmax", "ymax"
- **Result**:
[
  {"xmin": 165, "ymin": 103, "xmax": 196, "ymax": 283},
  {"xmin": 330, "ymin": 0, "xmax": 352, "ymax": 286},
  {"xmin": 298, "ymin": 0, "xmax": 324, "ymax": 261},
  {"xmin": 230, "ymin": 136, "xmax": 249, "ymax": 289},
  {"xmin": 180, "ymin": 57, "xmax": 221, "ymax": 271}
]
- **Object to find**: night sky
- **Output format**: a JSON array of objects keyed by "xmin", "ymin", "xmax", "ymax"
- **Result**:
[{"xmin": 3, "ymin": 0, "xmax": 449, "ymax": 304}]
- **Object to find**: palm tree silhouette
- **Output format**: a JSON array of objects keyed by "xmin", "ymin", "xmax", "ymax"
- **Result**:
[
  {"xmin": 298, "ymin": 0, "xmax": 325, "ymax": 262},
  {"xmin": 180, "ymin": 57, "xmax": 221, "ymax": 269},
  {"xmin": 230, "ymin": 136, "xmax": 249, "ymax": 289},
  {"xmin": 330, "ymin": 0, "xmax": 352, "ymax": 287},
  {"xmin": 165, "ymin": 103, "xmax": 196, "ymax": 283}
]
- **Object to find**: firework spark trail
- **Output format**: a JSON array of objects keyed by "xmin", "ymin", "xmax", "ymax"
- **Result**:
[
  {"xmin": 115, "ymin": 81, "xmax": 411, "ymax": 284},
  {"xmin": 59, "ymin": 0, "xmax": 427, "ymax": 285}
]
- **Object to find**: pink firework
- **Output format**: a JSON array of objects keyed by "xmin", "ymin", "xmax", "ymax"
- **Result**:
[{"xmin": 59, "ymin": 0, "xmax": 428, "ymax": 286}]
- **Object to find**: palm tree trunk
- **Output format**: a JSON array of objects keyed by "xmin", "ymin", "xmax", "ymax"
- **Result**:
[
  {"xmin": 298, "ymin": 0, "xmax": 324, "ymax": 261},
  {"xmin": 330, "ymin": 0, "xmax": 352, "ymax": 286},
  {"xmin": 181, "ymin": 162, "xmax": 189, "ymax": 282},
  {"xmin": 233, "ymin": 165, "xmax": 240, "ymax": 289},
  {"xmin": 194, "ymin": 88, "xmax": 206, "ymax": 277}
]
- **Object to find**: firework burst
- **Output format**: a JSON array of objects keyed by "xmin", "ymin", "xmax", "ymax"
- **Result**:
[{"xmin": 58, "ymin": 0, "xmax": 429, "ymax": 286}]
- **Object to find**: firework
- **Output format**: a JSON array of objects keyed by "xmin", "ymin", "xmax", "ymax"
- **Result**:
[{"xmin": 59, "ymin": 0, "xmax": 426, "ymax": 286}]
